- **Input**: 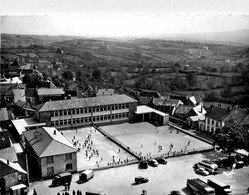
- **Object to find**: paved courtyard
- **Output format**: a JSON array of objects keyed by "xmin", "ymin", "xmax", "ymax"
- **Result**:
[
  {"xmin": 28, "ymin": 153, "xmax": 249, "ymax": 195},
  {"xmin": 101, "ymin": 122, "xmax": 212, "ymax": 159},
  {"xmin": 63, "ymin": 126, "xmax": 135, "ymax": 171},
  {"xmin": 63, "ymin": 122, "xmax": 212, "ymax": 171}
]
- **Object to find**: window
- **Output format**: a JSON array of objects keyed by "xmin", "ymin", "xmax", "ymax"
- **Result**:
[
  {"xmin": 96, "ymin": 106, "xmax": 99, "ymax": 112},
  {"xmin": 207, "ymin": 119, "xmax": 210, "ymax": 124},
  {"xmin": 46, "ymin": 156, "xmax": 54, "ymax": 164},
  {"xmin": 212, "ymin": 120, "xmax": 214, "ymax": 125},
  {"xmin": 216, "ymin": 122, "xmax": 219, "ymax": 127},
  {"xmin": 80, "ymin": 108, "xmax": 84, "ymax": 113},
  {"xmin": 47, "ymin": 167, "xmax": 54, "ymax": 175},
  {"xmin": 51, "ymin": 112, "xmax": 55, "ymax": 117},
  {"xmin": 92, "ymin": 107, "xmax": 95, "ymax": 112},
  {"xmin": 76, "ymin": 118, "xmax": 80, "ymax": 123},
  {"xmin": 54, "ymin": 111, "xmax": 58, "ymax": 116},
  {"xmin": 64, "ymin": 110, "xmax": 67, "ymax": 115},
  {"xmin": 68, "ymin": 119, "xmax": 71, "ymax": 124},
  {"xmin": 76, "ymin": 108, "xmax": 80, "ymax": 114},
  {"xmin": 59, "ymin": 110, "xmax": 63, "ymax": 116},
  {"xmin": 68, "ymin": 110, "xmax": 71, "ymax": 115},
  {"xmin": 66, "ymin": 163, "xmax": 73, "ymax": 171},
  {"xmin": 72, "ymin": 109, "xmax": 76, "ymax": 115},
  {"xmin": 65, "ymin": 153, "xmax": 72, "ymax": 160},
  {"xmin": 64, "ymin": 119, "xmax": 68, "ymax": 125},
  {"xmin": 84, "ymin": 108, "xmax": 88, "ymax": 113}
]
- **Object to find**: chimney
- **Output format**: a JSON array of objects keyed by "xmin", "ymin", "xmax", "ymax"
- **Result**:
[
  {"xmin": 54, "ymin": 130, "xmax": 56, "ymax": 135},
  {"xmin": 7, "ymin": 159, "xmax": 9, "ymax": 165}
]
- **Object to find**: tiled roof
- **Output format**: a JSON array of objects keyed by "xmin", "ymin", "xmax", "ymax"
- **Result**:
[
  {"xmin": 37, "ymin": 88, "xmax": 64, "ymax": 96},
  {"xmin": 152, "ymin": 97, "xmax": 167, "ymax": 106},
  {"xmin": 224, "ymin": 108, "xmax": 249, "ymax": 125},
  {"xmin": 23, "ymin": 127, "xmax": 77, "ymax": 157},
  {"xmin": 162, "ymin": 99, "xmax": 183, "ymax": 106},
  {"xmin": 0, "ymin": 108, "xmax": 9, "ymax": 121},
  {"xmin": 0, "ymin": 147, "xmax": 18, "ymax": 162},
  {"xmin": 0, "ymin": 158, "xmax": 26, "ymax": 177},
  {"xmin": 175, "ymin": 105, "xmax": 193, "ymax": 115},
  {"xmin": 37, "ymin": 94, "xmax": 137, "ymax": 112},
  {"xmin": 205, "ymin": 106, "xmax": 229, "ymax": 121}
]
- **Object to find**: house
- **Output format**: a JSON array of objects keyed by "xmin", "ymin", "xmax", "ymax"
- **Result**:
[
  {"xmin": 204, "ymin": 106, "xmax": 230, "ymax": 134},
  {"xmin": 0, "ymin": 158, "xmax": 28, "ymax": 194},
  {"xmin": 186, "ymin": 104, "xmax": 206, "ymax": 129},
  {"xmin": 185, "ymin": 96, "xmax": 197, "ymax": 106},
  {"xmin": 169, "ymin": 95, "xmax": 188, "ymax": 104},
  {"xmin": 152, "ymin": 97, "xmax": 183, "ymax": 116},
  {"xmin": 223, "ymin": 107, "xmax": 249, "ymax": 125},
  {"xmin": 35, "ymin": 94, "xmax": 137, "ymax": 129},
  {"xmin": 174, "ymin": 105, "xmax": 194, "ymax": 120},
  {"xmin": 139, "ymin": 89, "xmax": 161, "ymax": 106},
  {"xmin": 1, "ymin": 59, "xmax": 23, "ymax": 78},
  {"xmin": 36, "ymin": 88, "xmax": 65, "ymax": 103},
  {"xmin": 23, "ymin": 127, "xmax": 77, "ymax": 178}
]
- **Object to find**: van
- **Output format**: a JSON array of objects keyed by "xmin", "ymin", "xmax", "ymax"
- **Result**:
[
  {"xmin": 138, "ymin": 160, "xmax": 148, "ymax": 169},
  {"xmin": 9, "ymin": 184, "xmax": 29, "ymax": 195},
  {"xmin": 51, "ymin": 172, "xmax": 72, "ymax": 187},
  {"xmin": 79, "ymin": 169, "xmax": 94, "ymax": 182}
]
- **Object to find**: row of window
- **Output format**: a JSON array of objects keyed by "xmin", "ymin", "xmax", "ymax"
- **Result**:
[
  {"xmin": 207, "ymin": 118, "xmax": 220, "ymax": 127},
  {"xmin": 47, "ymin": 163, "xmax": 72, "ymax": 175},
  {"xmin": 46, "ymin": 153, "xmax": 72, "ymax": 164},
  {"xmin": 51, "ymin": 103, "xmax": 129, "ymax": 117},
  {"xmin": 51, "ymin": 112, "xmax": 130, "ymax": 126}
]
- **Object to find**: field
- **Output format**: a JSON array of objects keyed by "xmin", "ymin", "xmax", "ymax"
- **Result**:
[{"xmin": 63, "ymin": 122, "xmax": 212, "ymax": 172}]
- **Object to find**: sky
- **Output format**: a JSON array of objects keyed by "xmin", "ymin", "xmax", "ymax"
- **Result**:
[{"xmin": 1, "ymin": 0, "xmax": 249, "ymax": 37}]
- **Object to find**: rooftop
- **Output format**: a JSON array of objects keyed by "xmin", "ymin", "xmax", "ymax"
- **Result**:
[
  {"xmin": 205, "ymin": 106, "xmax": 229, "ymax": 121},
  {"xmin": 175, "ymin": 105, "xmax": 193, "ymax": 115},
  {"xmin": 37, "ymin": 88, "xmax": 64, "ymax": 96},
  {"xmin": 135, "ymin": 105, "xmax": 168, "ymax": 117},
  {"xmin": 0, "ymin": 147, "xmax": 18, "ymax": 162},
  {"xmin": 224, "ymin": 107, "xmax": 249, "ymax": 125},
  {"xmin": 11, "ymin": 117, "xmax": 45, "ymax": 136},
  {"xmin": 0, "ymin": 158, "xmax": 27, "ymax": 177},
  {"xmin": 37, "ymin": 94, "xmax": 137, "ymax": 112},
  {"xmin": 23, "ymin": 127, "xmax": 77, "ymax": 157},
  {"xmin": 0, "ymin": 108, "xmax": 9, "ymax": 121}
]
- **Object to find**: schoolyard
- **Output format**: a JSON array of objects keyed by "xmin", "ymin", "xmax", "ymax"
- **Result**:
[{"xmin": 63, "ymin": 122, "xmax": 212, "ymax": 171}]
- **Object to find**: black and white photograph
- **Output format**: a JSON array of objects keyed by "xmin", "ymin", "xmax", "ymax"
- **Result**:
[{"xmin": 1, "ymin": 0, "xmax": 249, "ymax": 195}]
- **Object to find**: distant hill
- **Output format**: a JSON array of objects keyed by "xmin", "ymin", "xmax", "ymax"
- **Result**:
[{"xmin": 156, "ymin": 29, "xmax": 249, "ymax": 46}]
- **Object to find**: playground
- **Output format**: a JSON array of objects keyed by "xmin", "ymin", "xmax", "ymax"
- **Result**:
[{"xmin": 63, "ymin": 122, "xmax": 212, "ymax": 171}]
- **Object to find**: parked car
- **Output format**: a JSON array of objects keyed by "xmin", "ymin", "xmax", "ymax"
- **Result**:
[
  {"xmin": 170, "ymin": 190, "xmax": 182, "ymax": 195},
  {"xmin": 148, "ymin": 159, "xmax": 159, "ymax": 167},
  {"xmin": 195, "ymin": 168, "xmax": 209, "ymax": 176},
  {"xmin": 135, "ymin": 176, "xmax": 149, "ymax": 184},
  {"xmin": 139, "ymin": 160, "xmax": 148, "ymax": 169},
  {"xmin": 156, "ymin": 157, "xmax": 167, "ymax": 164},
  {"xmin": 51, "ymin": 172, "xmax": 72, "ymax": 187}
]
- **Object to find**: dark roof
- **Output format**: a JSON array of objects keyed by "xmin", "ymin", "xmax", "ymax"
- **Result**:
[
  {"xmin": 152, "ymin": 98, "xmax": 167, "ymax": 106},
  {"xmin": 0, "ymin": 131, "xmax": 11, "ymax": 149},
  {"xmin": 175, "ymin": 105, "xmax": 193, "ymax": 115},
  {"xmin": 0, "ymin": 160, "xmax": 16, "ymax": 177},
  {"xmin": 224, "ymin": 108, "xmax": 249, "ymax": 125},
  {"xmin": 162, "ymin": 99, "xmax": 183, "ymax": 106},
  {"xmin": 170, "ymin": 95, "xmax": 188, "ymax": 104},
  {"xmin": 37, "ymin": 94, "xmax": 137, "ymax": 112},
  {"xmin": 140, "ymin": 90, "xmax": 161, "ymax": 98},
  {"xmin": 205, "ymin": 106, "xmax": 229, "ymax": 121},
  {"xmin": 0, "ymin": 158, "xmax": 26, "ymax": 177}
]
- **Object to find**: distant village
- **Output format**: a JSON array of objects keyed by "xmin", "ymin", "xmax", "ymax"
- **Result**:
[{"xmin": 1, "ymin": 49, "xmax": 249, "ymax": 194}]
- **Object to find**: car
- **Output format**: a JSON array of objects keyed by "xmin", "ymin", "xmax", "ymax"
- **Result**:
[
  {"xmin": 134, "ymin": 176, "xmax": 149, "ymax": 184},
  {"xmin": 195, "ymin": 168, "xmax": 209, "ymax": 176},
  {"xmin": 170, "ymin": 190, "xmax": 182, "ymax": 195},
  {"xmin": 148, "ymin": 159, "xmax": 159, "ymax": 167},
  {"xmin": 138, "ymin": 160, "xmax": 148, "ymax": 169},
  {"xmin": 156, "ymin": 157, "xmax": 168, "ymax": 164}
]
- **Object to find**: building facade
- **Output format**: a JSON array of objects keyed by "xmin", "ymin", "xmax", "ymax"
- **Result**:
[
  {"xmin": 23, "ymin": 127, "xmax": 77, "ymax": 178},
  {"xmin": 35, "ymin": 94, "xmax": 137, "ymax": 129}
]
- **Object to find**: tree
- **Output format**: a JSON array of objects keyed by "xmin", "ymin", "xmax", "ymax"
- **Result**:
[
  {"xmin": 62, "ymin": 71, "xmax": 74, "ymax": 80},
  {"xmin": 213, "ymin": 122, "xmax": 249, "ymax": 158},
  {"xmin": 23, "ymin": 70, "xmax": 43, "ymax": 88},
  {"xmin": 186, "ymin": 72, "xmax": 197, "ymax": 87},
  {"xmin": 92, "ymin": 69, "xmax": 101, "ymax": 80}
]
